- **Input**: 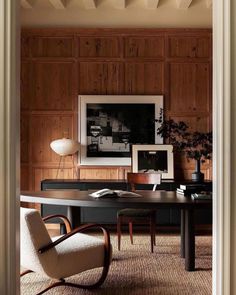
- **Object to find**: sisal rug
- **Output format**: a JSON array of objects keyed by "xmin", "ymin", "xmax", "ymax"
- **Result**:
[{"xmin": 21, "ymin": 234, "xmax": 212, "ymax": 295}]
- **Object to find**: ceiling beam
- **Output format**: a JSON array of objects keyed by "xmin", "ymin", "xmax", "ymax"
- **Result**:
[
  {"xmin": 113, "ymin": 0, "xmax": 126, "ymax": 9},
  {"xmin": 49, "ymin": 0, "xmax": 67, "ymax": 9},
  {"xmin": 21, "ymin": 0, "xmax": 35, "ymax": 9},
  {"xmin": 206, "ymin": 0, "xmax": 212, "ymax": 8},
  {"xmin": 176, "ymin": 0, "xmax": 193, "ymax": 9},
  {"xmin": 83, "ymin": 0, "xmax": 97, "ymax": 9},
  {"xmin": 145, "ymin": 0, "xmax": 160, "ymax": 9}
]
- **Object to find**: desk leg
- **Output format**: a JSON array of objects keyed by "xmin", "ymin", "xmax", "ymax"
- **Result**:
[
  {"xmin": 185, "ymin": 208, "xmax": 195, "ymax": 271},
  {"xmin": 67, "ymin": 206, "xmax": 81, "ymax": 229},
  {"xmin": 180, "ymin": 209, "xmax": 185, "ymax": 258}
]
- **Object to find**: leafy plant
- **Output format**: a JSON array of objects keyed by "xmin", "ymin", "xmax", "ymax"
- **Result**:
[{"xmin": 156, "ymin": 112, "xmax": 212, "ymax": 163}]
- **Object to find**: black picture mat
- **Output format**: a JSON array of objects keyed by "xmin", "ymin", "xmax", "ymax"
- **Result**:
[
  {"xmin": 137, "ymin": 150, "xmax": 168, "ymax": 173},
  {"xmin": 86, "ymin": 103, "xmax": 156, "ymax": 158}
]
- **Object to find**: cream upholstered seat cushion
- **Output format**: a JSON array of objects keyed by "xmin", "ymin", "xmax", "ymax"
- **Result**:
[
  {"xmin": 51, "ymin": 234, "xmax": 105, "ymax": 279},
  {"xmin": 20, "ymin": 208, "xmax": 109, "ymax": 280}
]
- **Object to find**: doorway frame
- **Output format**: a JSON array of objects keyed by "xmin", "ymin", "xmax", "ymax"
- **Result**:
[
  {"xmin": 212, "ymin": 0, "xmax": 231, "ymax": 294},
  {"xmin": 0, "ymin": 0, "xmax": 20, "ymax": 294},
  {"xmin": 0, "ymin": 0, "xmax": 234, "ymax": 294}
]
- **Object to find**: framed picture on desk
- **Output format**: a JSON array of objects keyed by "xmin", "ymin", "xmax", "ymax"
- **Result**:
[
  {"xmin": 79, "ymin": 95, "xmax": 164, "ymax": 166},
  {"xmin": 131, "ymin": 144, "xmax": 174, "ymax": 179}
]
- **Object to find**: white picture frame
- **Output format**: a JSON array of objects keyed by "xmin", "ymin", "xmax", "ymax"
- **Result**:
[
  {"xmin": 79, "ymin": 95, "xmax": 163, "ymax": 166},
  {"xmin": 132, "ymin": 144, "xmax": 174, "ymax": 179}
]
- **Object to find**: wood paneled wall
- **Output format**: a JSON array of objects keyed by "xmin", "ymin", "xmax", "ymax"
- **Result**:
[{"xmin": 21, "ymin": 28, "xmax": 212, "ymax": 191}]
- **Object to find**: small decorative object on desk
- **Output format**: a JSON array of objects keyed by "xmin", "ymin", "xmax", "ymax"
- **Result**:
[
  {"xmin": 191, "ymin": 192, "xmax": 212, "ymax": 200},
  {"xmin": 176, "ymin": 188, "xmax": 202, "ymax": 196},
  {"xmin": 177, "ymin": 183, "xmax": 212, "ymax": 196},
  {"xmin": 179, "ymin": 183, "xmax": 212, "ymax": 190},
  {"xmin": 89, "ymin": 188, "xmax": 142, "ymax": 198}
]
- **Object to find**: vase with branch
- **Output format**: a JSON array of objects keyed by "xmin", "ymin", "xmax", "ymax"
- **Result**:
[{"xmin": 156, "ymin": 112, "xmax": 212, "ymax": 182}]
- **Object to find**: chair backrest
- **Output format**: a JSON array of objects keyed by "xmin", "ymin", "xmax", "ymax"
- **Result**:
[
  {"xmin": 20, "ymin": 207, "xmax": 58, "ymax": 276},
  {"xmin": 127, "ymin": 173, "xmax": 161, "ymax": 192}
]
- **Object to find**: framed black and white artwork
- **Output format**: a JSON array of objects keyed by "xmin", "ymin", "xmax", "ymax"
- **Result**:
[
  {"xmin": 131, "ymin": 144, "xmax": 174, "ymax": 179},
  {"xmin": 79, "ymin": 95, "xmax": 163, "ymax": 166}
]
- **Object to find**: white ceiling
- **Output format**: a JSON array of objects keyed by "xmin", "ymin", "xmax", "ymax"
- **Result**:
[{"xmin": 21, "ymin": 0, "xmax": 212, "ymax": 28}]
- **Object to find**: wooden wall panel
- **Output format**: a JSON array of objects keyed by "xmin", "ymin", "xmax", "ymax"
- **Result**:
[
  {"xmin": 79, "ymin": 37, "xmax": 120, "ymax": 57},
  {"xmin": 79, "ymin": 62, "xmax": 124, "ymax": 94},
  {"xmin": 79, "ymin": 167, "xmax": 120, "ymax": 180},
  {"xmin": 21, "ymin": 28, "xmax": 212, "ymax": 190},
  {"xmin": 21, "ymin": 114, "xmax": 30, "ymax": 164},
  {"xmin": 21, "ymin": 165, "xmax": 30, "ymax": 190},
  {"xmin": 168, "ymin": 36, "xmax": 211, "ymax": 58},
  {"xmin": 125, "ymin": 62, "xmax": 164, "ymax": 94},
  {"xmin": 125, "ymin": 37, "xmax": 164, "ymax": 58},
  {"xmin": 21, "ymin": 36, "xmax": 30, "ymax": 58},
  {"xmin": 169, "ymin": 63, "xmax": 211, "ymax": 113},
  {"xmin": 30, "ymin": 37, "xmax": 74, "ymax": 58},
  {"xmin": 30, "ymin": 62, "xmax": 75, "ymax": 111},
  {"xmin": 21, "ymin": 62, "xmax": 31, "ymax": 110},
  {"xmin": 30, "ymin": 115, "xmax": 74, "ymax": 164},
  {"xmin": 33, "ymin": 167, "xmax": 74, "ymax": 190}
]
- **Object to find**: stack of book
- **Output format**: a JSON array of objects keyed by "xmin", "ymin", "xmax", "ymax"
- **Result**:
[
  {"xmin": 191, "ymin": 192, "xmax": 212, "ymax": 200},
  {"xmin": 176, "ymin": 183, "xmax": 212, "ymax": 196}
]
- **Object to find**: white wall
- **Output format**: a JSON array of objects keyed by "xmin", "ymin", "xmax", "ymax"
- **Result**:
[{"xmin": 21, "ymin": 0, "xmax": 212, "ymax": 28}]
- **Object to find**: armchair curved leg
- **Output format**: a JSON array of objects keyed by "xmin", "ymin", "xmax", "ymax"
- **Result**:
[
  {"xmin": 62, "ymin": 262, "xmax": 110, "ymax": 290},
  {"xmin": 35, "ymin": 262, "xmax": 110, "ymax": 295}
]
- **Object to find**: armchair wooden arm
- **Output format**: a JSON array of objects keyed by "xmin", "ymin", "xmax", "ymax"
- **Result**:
[
  {"xmin": 39, "ymin": 223, "xmax": 110, "ymax": 255},
  {"xmin": 42, "ymin": 214, "xmax": 72, "ymax": 233}
]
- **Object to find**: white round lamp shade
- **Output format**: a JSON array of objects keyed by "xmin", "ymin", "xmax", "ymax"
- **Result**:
[{"xmin": 50, "ymin": 138, "xmax": 79, "ymax": 156}]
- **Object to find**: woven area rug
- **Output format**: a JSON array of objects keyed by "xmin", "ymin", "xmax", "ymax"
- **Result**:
[{"xmin": 21, "ymin": 234, "xmax": 212, "ymax": 295}]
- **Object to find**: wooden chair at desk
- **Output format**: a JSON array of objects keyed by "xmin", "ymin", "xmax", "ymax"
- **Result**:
[{"xmin": 117, "ymin": 172, "xmax": 161, "ymax": 253}]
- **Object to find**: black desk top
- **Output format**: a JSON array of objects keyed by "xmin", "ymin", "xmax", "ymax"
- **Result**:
[{"xmin": 41, "ymin": 179, "xmax": 212, "ymax": 185}]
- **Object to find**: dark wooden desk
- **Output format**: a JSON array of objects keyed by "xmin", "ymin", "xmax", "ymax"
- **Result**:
[
  {"xmin": 21, "ymin": 190, "xmax": 212, "ymax": 272},
  {"xmin": 40, "ymin": 179, "xmax": 212, "ymax": 226}
]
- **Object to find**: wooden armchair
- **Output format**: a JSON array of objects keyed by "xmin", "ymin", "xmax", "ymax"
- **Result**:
[
  {"xmin": 20, "ymin": 207, "xmax": 112, "ymax": 295},
  {"xmin": 117, "ymin": 173, "xmax": 161, "ymax": 253}
]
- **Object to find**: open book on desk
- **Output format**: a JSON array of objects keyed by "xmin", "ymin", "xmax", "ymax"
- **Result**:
[{"xmin": 89, "ymin": 188, "xmax": 142, "ymax": 198}]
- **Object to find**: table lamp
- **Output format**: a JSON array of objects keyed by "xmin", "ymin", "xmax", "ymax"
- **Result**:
[{"xmin": 50, "ymin": 138, "xmax": 79, "ymax": 179}]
